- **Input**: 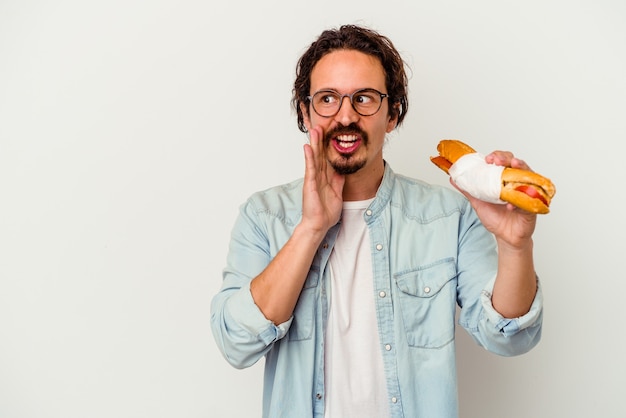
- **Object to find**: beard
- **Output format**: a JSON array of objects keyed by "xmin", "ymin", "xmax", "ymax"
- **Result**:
[
  {"xmin": 323, "ymin": 123, "xmax": 368, "ymax": 175},
  {"xmin": 330, "ymin": 156, "xmax": 366, "ymax": 175}
]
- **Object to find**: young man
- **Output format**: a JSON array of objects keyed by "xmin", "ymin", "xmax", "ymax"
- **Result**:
[{"xmin": 211, "ymin": 25, "xmax": 542, "ymax": 418}]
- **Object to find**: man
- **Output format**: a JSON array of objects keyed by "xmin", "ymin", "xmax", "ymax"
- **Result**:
[{"xmin": 211, "ymin": 24, "xmax": 542, "ymax": 418}]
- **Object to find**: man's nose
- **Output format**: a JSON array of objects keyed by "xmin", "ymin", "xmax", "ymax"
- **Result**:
[{"xmin": 334, "ymin": 96, "xmax": 359, "ymax": 125}]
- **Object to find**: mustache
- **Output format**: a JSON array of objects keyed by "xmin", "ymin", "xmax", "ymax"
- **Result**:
[{"xmin": 323, "ymin": 123, "xmax": 368, "ymax": 145}]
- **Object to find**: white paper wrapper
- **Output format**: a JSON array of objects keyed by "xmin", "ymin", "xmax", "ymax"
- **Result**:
[{"xmin": 448, "ymin": 153, "xmax": 506, "ymax": 204}]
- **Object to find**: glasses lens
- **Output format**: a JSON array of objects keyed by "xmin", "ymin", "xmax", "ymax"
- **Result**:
[
  {"xmin": 310, "ymin": 89, "xmax": 385, "ymax": 117},
  {"xmin": 312, "ymin": 91, "xmax": 341, "ymax": 117},
  {"xmin": 352, "ymin": 89, "xmax": 383, "ymax": 116}
]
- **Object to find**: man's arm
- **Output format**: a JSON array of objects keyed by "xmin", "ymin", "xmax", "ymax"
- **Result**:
[
  {"xmin": 250, "ymin": 126, "xmax": 344, "ymax": 324},
  {"xmin": 249, "ymin": 224, "xmax": 326, "ymax": 324},
  {"xmin": 455, "ymin": 151, "xmax": 539, "ymax": 318},
  {"xmin": 492, "ymin": 236, "xmax": 537, "ymax": 318}
]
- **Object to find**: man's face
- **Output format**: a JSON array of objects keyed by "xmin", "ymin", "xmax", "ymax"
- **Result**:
[{"xmin": 302, "ymin": 49, "xmax": 398, "ymax": 175}]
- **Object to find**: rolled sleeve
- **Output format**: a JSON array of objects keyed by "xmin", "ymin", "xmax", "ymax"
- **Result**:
[
  {"xmin": 211, "ymin": 282, "xmax": 293, "ymax": 369},
  {"xmin": 228, "ymin": 283, "xmax": 293, "ymax": 344},
  {"xmin": 479, "ymin": 276, "xmax": 543, "ymax": 337},
  {"xmin": 468, "ymin": 276, "xmax": 543, "ymax": 356}
]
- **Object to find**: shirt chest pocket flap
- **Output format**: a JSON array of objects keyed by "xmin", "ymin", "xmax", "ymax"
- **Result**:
[{"xmin": 394, "ymin": 258, "xmax": 457, "ymax": 348}]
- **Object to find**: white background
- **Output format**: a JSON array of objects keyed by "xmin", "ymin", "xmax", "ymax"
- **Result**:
[{"xmin": 1, "ymin": 1, "xmax": 625, "ymax": 417}]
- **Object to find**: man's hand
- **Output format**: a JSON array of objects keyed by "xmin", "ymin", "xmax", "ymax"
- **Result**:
[
  {"xmin": 301, "ymin": 126, "xmax": 345, "ymax": 237},
  {"xmin": 451, "ymin": 151, "xmax": 537, "ymax": 251}
]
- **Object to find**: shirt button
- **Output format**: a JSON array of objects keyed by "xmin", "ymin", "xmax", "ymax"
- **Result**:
[
  {"xmin": 424, "ymin": 286, "xmax": 431, "ymax": 294},
  {"xmin": 391, "ymin": 397, "xmax": 398, "ymax": 403},
  {"xmin": 376, "ymin": 244, "xmax": 383, "ymax": 251},
  {"xmin": 365, "ymin": 209, "xmax": 373, "ymax": 216},
  {"xmin": 385, "ymin": 344, "xmax": 392, "ymax": 351},
  {"xmin": 322, "ymin": 243, "xmax": 328, "ymax": 249},
  {"xmin": 316, "ymin": 393, "xmax": 322, "ymax": 400},
  {"xmin": 379, "ymin": 291, "xmax": 386, "ymax": 298}
]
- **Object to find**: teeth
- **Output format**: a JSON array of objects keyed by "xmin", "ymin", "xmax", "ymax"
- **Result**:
[{"xmin": 336, "ymin": 134, "xmax": 358, "ymax": 148}]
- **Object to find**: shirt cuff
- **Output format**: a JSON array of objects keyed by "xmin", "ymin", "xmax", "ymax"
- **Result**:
[
  {"xmin": 228, "ymin": 282, "xmax": 293, "ymax": 344},
  {"xmin": 480, "ymin": 276, "xmax": 543, "ymax": 338}
]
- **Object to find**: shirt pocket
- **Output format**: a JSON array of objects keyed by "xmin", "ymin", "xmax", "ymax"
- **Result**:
[
  {"xmin": 394, "ymin": 258, "xmax": 457, "ymax": 348},
  {"xmin": 288, "ymin": 267, "xmax": 320, "ymax": 341}
]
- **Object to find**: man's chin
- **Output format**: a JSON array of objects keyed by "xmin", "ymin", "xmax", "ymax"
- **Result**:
[{"xmin": 330, "ymin": 157, "xmax": 366, "ymax": 175}]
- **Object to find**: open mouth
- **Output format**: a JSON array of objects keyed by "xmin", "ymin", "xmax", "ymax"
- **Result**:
[{"xmin": 333, "ymin": 134, "xmax": 361, "ymax": 153}]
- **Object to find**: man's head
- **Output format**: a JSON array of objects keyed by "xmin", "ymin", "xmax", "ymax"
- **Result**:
[
  {"xmin": 292, "ymin": 25, "xmax": 409, "ymax": 176},
  {"xmin": 292, "ymin": 25, "xmax": 409, "ymax": 134}
]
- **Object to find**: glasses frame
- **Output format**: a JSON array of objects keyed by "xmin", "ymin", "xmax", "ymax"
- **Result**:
[{"xmin": 306, "ymin": 88, "xmax": 389, "ymax": 118}]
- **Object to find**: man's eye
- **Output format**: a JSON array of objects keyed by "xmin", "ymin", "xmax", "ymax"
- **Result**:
[{"xmin": 355, "ymin": 94, "xmax": 373, "ymax": 104}]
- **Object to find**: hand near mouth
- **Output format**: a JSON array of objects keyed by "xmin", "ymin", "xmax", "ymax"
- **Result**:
[{"xmin": 302, "ymin": 126, "xmax": 346, "ymax": 236}]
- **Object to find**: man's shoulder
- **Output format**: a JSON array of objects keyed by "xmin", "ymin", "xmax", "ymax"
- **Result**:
[
  {"xmin": 387, "ymin": 171, "xmax": 470, "ymax": 216},
  {"xmin": 390, "ymin": 171, "xmax": 459, "ymax": 199},
  {"xmin": 250, "ymin": 177, "xmax": 303, "ymax": 199},
  {"xmin": 243, "ymin": 178, "xmax": 304, "ymax": 214}
]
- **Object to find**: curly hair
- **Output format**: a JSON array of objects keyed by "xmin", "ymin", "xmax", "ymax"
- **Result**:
[{"xmin": 292, "ymin": 24, "xmax": 409, "ymax": 133}]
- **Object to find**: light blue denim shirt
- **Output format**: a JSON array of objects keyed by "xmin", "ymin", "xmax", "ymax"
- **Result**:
[{"xmin": 211, "ymin": 163, "xmax": 543, "ymax": 418}]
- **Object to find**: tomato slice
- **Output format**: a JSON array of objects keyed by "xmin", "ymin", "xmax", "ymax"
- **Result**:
[{"xmin": 515, "ymin": 185, "xmax": 548, "ymax": 205}]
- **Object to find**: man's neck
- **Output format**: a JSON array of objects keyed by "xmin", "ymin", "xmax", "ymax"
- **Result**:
[{"xmin": 341, "ymin": 160, "xmax": 385, "ymax": 201}]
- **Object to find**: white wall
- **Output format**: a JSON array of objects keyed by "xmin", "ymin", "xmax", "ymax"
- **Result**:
[{"xmin": 1, "ymin": 1, "xmax": 624, "ymax": 417}]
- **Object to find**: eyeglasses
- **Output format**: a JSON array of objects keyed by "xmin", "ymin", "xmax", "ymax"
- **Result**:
[{"xmin": 307, "ymin": 88, "xmax": 389, "ymax": 117}]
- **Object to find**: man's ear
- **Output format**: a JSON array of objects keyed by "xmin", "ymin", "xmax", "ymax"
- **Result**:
[
  {"xmin": 386, "ymin": 103, "xmax": 400, "ymax": 133},
  {"xmin": 300, "ymin": 102, "xmax": 312, "ymax": 132}
]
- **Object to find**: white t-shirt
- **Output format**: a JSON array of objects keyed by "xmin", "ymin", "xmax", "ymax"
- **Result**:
[{"xmin": 324, "ymin": 199, "xmax": 390, "ymax": 418}]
